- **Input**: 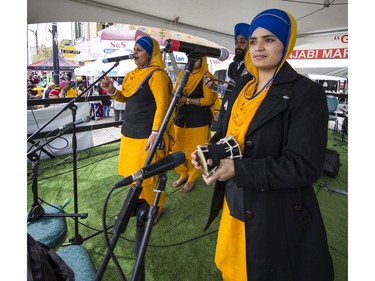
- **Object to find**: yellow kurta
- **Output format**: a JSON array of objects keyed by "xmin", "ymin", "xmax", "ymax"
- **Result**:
[
  {"xmin": 172, "ymin": 57, "xmax": 216, "ymax": 182},
  {"xmin": 173, "ymin": 126, "xmax": 211, "ymax": 182},
  {"xmin": 215, "ymin": 198, "xmax": 247, "ymax": 281},
  {"xmin": 118, "ymin": 135, "xmax": 167, "ymax": 207},
  {"xmin": 117, "ymin": 70, "xmax": 171, "ymax": 178},
  {"xmin": 112, "ymin": 37, "xmax": 172, "ymax": 208},
  {"xmin": 117, "ymin": 70, "xmax": 171, "ymax": 207},
  {"xmin": 215, "ymin": 89, "xmax": 267, "ymax": 281}
]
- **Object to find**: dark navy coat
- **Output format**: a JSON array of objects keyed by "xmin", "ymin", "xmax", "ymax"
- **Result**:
[{"xmin": 206, "ymin": 62, "xmax": 334, "ymax": 281}]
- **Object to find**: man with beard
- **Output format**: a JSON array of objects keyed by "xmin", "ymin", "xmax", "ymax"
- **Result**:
[{"xmin": 205, "ymin": 23, "xmax": 250, "ymax": 129}]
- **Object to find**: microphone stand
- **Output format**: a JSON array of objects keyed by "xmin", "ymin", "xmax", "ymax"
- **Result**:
[
  {"xmin": 95, "ymin": 58, "xmax": 198, "ymax": 281},
  {"xmin": 68, "ymin": 102, "xmax": 82, "ymax": 244},
  {"xmin": 27, "ymin": 129, "xmax": 89, "ymax": 222},
  {"xmin": 27, "ymin": 62, "xmax": 121, "ymax": 245},
  {"xmin": 131, "ymin": 174, "xmax": 167, "ymax": 281}
]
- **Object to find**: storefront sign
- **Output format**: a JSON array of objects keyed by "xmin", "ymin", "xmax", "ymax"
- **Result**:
[
  {"xmin": 61, "ymin": 45, "xmax": 80, "ymax": 58},
  {"xmin": 289, "ymin": 48, "xmax": 348, "ymax": 60}
]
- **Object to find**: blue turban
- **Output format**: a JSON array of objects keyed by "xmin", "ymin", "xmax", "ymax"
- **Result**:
[
  {"xmin": 135, "ymin": 36, "xmax": 153, "ymax": 55},
  {"xmin": 234, "ymin": 23, "xmax": 250, "ymax": 40},
  {"xmin": 249, "ymin": 9, "xmax": 290, "ymax": 47}
]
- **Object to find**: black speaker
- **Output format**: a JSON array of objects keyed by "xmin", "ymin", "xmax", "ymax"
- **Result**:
[{"xmin": 323, "ymin": 149, "xmax": 341, "ymax": 177}]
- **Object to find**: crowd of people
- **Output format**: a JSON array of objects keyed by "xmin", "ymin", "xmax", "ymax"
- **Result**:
[
  {"xmin": 28, "ymin": 8, "xmax": 335, "ymax": 280},
  {"xmin": 27, "ymin": 72, "xmax": 125, "ymax": 121}
]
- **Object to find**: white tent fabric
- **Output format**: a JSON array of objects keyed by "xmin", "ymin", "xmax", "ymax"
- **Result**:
[
  {"xmin": 28, "ymin": 0, "xmax": 348, "ymax": 50},
  {"xmin": 28, "ymin": 0, "xmax": 348, "ymax": 78},
  {"xmin": 27, "ymin": 103, "xmax": 93, "ymax": 159},
  {"xmin": 289, "ymin": 59, "xmax": 347, "ymax": 78},
  {"xmin": 27, "ymin": 0, "xmax": 348, "ymax": 79},
  {"xmin": 74, "ymin": 58, "xmax": 137, "ymax": 77}
]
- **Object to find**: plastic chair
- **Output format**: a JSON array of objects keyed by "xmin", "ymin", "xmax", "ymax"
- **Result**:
[
  {"xmin": 27, "ymin": 233, "xmax": 97, "ymax": 281},
  {"xmin": 27, "ymin": 204, "xmax": 67, "ymax": 249},
  {"xmin": 326, "ymin": 95, "xmax": 339, "ymax": 134},
  {"xmin": 57, "ymin": 245, "xmax": 97, "ymax": 281}
]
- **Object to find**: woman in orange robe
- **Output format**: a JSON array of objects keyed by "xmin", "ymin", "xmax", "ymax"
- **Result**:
[
  {"xmin": 101, "ymin": 36, "xmax": 172, "ymax": 220},
  {"xmin": 192, "ymin": 9, "xmax": 334, "ymax": 281},
  {"xmin": 171, "ymin": 57, "xmax": 218, "ymax": 192}
]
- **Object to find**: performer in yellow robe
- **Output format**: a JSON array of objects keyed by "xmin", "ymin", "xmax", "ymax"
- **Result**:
[
  {"xmin": 172, "ymin": 57, "xmax": 218, "ymax": 192},
  {"xmin": 192, "ymin": 9, "xmax": 333, "ymax": 281},
  {"xmin": 101, "ymin": 36, "xmax": 172, "ymax": 220}
]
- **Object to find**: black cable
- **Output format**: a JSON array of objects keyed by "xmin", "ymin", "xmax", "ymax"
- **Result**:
[
  {"xmin": 37, "ymin": 193, "xmax": 219, "ymax": 249},
  {"xmin": 27, "ymin": 148, "xmax": 119, "ymax": 182},
  {"xmin": 135, "ymin": 229, "xmax": 218, "ymax": 248},
  {"xmin": 102, "ymin": 185, "xmax": 127, "ymax": 281},
  {"xmin": 45, "ymin": 129, "xmax": 70, "ymax": 150}
]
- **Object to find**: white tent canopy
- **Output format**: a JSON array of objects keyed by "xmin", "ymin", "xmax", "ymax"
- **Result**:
[
  {"xmin": 28, "ymin": 0, "xmax": 348, "ymax": 78},
  {"xmin": 289, "ymin": 59, "xmax": 347, "ymax": 78},
  {"xmin": 28, "ymin": 0, "xmax": 348, "ymax": 50},
  {"xmin": 27, "ymin": 103, "xmax": 93, "ymax": 159},
  {"xmin": 74, "ymin": 58, "xmax": 137, "ymax": 77}
]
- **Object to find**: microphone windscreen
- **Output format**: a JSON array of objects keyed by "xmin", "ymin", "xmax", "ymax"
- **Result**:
[
  {"xmin": 170, "ymin": 151, "xmax": 186, "ymax": 167},
  {"xmin": 219, "ymin": 48, "xmax": 229, "ymax": 61}
]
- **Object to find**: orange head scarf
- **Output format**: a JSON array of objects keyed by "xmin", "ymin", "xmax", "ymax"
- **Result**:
[
  {"xmin": 173, "ymin": 57, "xmax": 214, "ymax": 95},
  {"xmin": 122, "ymin": 36, "xmax": 166, "ymax": 97}
]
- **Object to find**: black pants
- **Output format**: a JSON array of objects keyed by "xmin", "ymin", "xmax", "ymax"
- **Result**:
[{"xmin": 114, "ymin": 110, "xmax": 125, "ymax": 121}]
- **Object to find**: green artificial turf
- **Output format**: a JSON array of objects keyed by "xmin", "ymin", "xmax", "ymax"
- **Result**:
[
  {"xmin": 27, "ymin": 128, "xmax": 348, "ymax": 281},
  {"xmin": 316, "ymin": 130, "xmax": 348, "ymax": 281}
]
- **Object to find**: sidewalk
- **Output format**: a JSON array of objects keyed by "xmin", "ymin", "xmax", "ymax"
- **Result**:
[{"xmin": 89, "ymin": 110, "xmax": 122, "ymax": 146}]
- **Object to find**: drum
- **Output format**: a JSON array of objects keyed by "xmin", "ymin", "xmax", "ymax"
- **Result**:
[
  {"xmin": 196, "ymin": 135, "xmax": 242, "ymax": 177},
  {"xmin": 197, "ymin": 143, "xmax": 212, "ymax": 176}
]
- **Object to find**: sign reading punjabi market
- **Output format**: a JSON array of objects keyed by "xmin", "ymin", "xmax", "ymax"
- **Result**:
[
  {"xmin": 287, "ymin": 33, "xmax": 348, "ymax": 77},
  {"xmin": 289, "ymin": 48, "xmax": 348, "ymax": 60},
  {"xmin": 289, "ymin": 33, "xmax": 348, "ymax": 60}
]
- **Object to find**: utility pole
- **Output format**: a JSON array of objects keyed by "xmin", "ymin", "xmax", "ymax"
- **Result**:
[{"xmin": 52, "ymin": 23, "xmax": 60, "ymax": 87}]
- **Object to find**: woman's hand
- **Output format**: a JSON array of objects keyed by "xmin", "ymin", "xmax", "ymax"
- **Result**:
[
  {"xmin": 177, "ymin": 91, "xmax": 188, "ymax": 107},
  {"xmin": 192, "ymin": 150, "xmax": 235, "ymax": 185},
  {"xmin": 204, "ymin": 159, "xmax": 235, "ymax": 184},
  {"xmin": 100, "ymin": 76, "xmax": 115, "ymax": 94},
  {"xmin": 203, "ymin": 75, "xmax": 217, "ymax": 90},
  {"xmin": 191, "ymin": 150, "xmax": 203, "ymax": 171},
  {"xmin": 145, "ymin": 132, "xmax": 157, "ymax": 151}
]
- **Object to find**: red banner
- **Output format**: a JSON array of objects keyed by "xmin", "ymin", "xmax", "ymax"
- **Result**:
[{"xmin": 288, "ymin": 48, "xmax": 348, "ymax": 60}]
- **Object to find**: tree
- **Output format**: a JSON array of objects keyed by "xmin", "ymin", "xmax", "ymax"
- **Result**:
[
  {"xmin": 31, "ymin": 41, "xmax": 72, "ymax": 63},
  {"xmin": 31, "ymin": 44, "xmax": 52, "ymax": 63}
]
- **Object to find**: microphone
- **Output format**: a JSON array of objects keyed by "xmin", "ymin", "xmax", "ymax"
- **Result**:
[
  {"xmin": 102, "ymin": 53, "xmax": 134, "ymax": 63},
  {"xmin": 164, "ymin": 39, "xmax": 229, "ymax": 61},
  {"xmin": 59, "ymin": 116, "xmax": 91, "ymax": 132},
  {"xmin": 113, "ymin": 152, "xmax": 186, "ymax": 189}
]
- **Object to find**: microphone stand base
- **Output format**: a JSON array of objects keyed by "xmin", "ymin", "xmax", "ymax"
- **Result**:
[{"xmin": 66, "ymin": 234, "xmax": 84, "ymax": 246}]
